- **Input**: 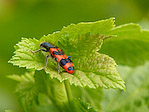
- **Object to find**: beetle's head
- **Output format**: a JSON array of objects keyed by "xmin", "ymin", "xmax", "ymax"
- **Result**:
[{"xmin": 40, "ymin": 42, "xmax": 54, "ymax": 50}]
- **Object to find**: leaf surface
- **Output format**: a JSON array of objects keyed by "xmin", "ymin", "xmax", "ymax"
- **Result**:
[
  {"xmin": 9, "ymin": 18, "xmax": 125, "ymax": 90},
  {"xmin": 72, "ymin": 99, "xmax": 97, "ymax": 112},
  {"xmin": 8, "ymin": 72, "xmax": 38, "ymax": 112},
  {"xmin": 71, "ymin": 86, "xmax": 103, "ymax": 112},
  {"xmin": 100, "ymin": 24, "xmax": 149, "ymax": 66},
  {"xmin": 102, "ymin": 62, "xmax": 149, "ymax": 112}
]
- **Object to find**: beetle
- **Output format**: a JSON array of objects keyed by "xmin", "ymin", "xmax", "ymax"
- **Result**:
[{"xmin": 31, "ymin": 42, "xmax": 74, "ymax": 74}]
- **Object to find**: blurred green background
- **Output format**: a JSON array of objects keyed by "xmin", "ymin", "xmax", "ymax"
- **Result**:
[{"xmin": 0, "ymin": 0, "xmax": 149, "ymax": 111}]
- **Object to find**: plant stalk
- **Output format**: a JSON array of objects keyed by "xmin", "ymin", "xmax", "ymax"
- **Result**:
[{"xmin": 64, "ymin": 80, "xmax": 73, "ymax": 104}]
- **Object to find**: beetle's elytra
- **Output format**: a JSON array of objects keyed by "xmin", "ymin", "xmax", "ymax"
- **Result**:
[{"xmin": 31, "ymin": 42, "xmax": 74, "ymax": 74}]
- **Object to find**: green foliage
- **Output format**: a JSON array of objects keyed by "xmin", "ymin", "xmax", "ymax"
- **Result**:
[
  {"xmin": 8, "ymin": 18, "xmax": 149, "ymax": 112},
  {"xmin": 71, "ymin": 86, "xmax": 102, "ymax": 111},
  {"xmin": 8, "ymin": 72, "xmax": 38, "ymax": 112},
  {"xmin": 102, "ymin": 62, "xmax": 149, "ymax": 112},
  {"xmin": 32, "ymin": 93, "xmax": 59, "ymax": 112},
  {"xmin": 9, "ymin": 18, "xmax": 125, "ymax": 90},
  {"xmin": 100, "ymin": 23, "xmax": 149, "ymax": 66},
  {"xmin": 34, "ymin": 70, "xmax": 69, "ymax": 112},
  {"xmin": 8, "ymin": 70, "xmax": 99, "ymax": 112},
  {"xmin": 8, "ymin": 38, "xmax": 43, "ymax": 70},
  {"xmin": 72, "ymin": 98, "xmax": 97, "ymax": 112}
]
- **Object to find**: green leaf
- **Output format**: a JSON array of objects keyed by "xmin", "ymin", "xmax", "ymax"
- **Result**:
[
  {"xmin": 100, "ymin": 23, "xmax": 149, "ymax": 66},
  {"xmin": 39, "ymin": 17, "xmax": 115, "ymax": 46},
  {"xmin": 71, "ymin": 86, "xmax": 103, "ymax": 112},
  {"xmin": 34, "ymin": 71, "xmax": 69, "ymax": 105},
  {"xmin": 34, "ymin": 70, "xmax": 98, "ymax": 112},
  {"xmin": 9, "ymin": 18, "xmax": 125, "ymax": 90},
  {"xmin": 72, "ymin": 98, "xmax": 97, "ymax": 112},
  {"xmin": 8, "ymin": 38, "xmax": 45, "ymax": 70},
  {"xmin": 32, "ymin": 93, "xmax": 59, "ymax": 112},
  {"xmin": 34, "ymin": 70, "xmax": 70, "ymax": 112},
  {"xmin": 8, "ymin": 72, "xmax": 38, "ymax": 112},
  {"xmin": 101, "ymin": 62, "xmax": 149, "ymax": 112},
  {"xmin": 34, "ymin": 70, "xmax": 49, "ymax": 94}
]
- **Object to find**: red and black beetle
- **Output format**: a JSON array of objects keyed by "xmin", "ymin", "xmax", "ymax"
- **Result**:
[{"xmin": 31, "ymin": 42, "xmax": 74, "ymax": 74}]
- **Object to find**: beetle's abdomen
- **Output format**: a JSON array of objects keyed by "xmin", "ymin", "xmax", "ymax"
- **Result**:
[
  {"xmin": 60, "ymin": 59, "xmax": 74, "ymax": 74},
  {"xmin": 50, "ymin": 48, "xmax": 74, "ymax": 74}
]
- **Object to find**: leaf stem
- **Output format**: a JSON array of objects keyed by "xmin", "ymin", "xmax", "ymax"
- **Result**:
[{"xmin": 64, "ymin": 80, "xmax": 73, "ymax": 104}]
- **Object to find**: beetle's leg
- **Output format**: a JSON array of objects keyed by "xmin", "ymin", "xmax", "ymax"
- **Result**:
[
  {"xmin": 31, "ymin": 49, "xmax": 47, "ymax": 53},
  {"xmin": 44, "ymin": 55, "xmax": 50, "ymax": 70},
  {"xmin": 67, "ymin": 56, "xmax": 72, "ymax": 60},
  {"xmin": 55, "ymin": 58, "xmax": 60, "ymax": 74}
]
